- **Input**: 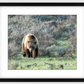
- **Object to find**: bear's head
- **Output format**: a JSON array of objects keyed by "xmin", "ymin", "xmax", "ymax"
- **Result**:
[{"xmin": 25, "ymin": 34, "xmax": 37, "ymax": 52}]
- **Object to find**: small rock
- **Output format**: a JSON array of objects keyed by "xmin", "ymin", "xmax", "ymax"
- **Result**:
[
  {"xmin": 27, "ymin": 63, "xmax": 37, "ymax": 68},
  {"xmin": 48, "ymin": 59, "xmax": 53, "ymax": 61},
  {"xmin": 58, "ymin": 64, "xmax": 64, "ymax": 69},
  {"xmin": 65, "ymin": 63, "xmax": 67, "ymax": 65},
  {"xmin": 27, "ymin": 65, "xmax": 31, "ymax": 67}
]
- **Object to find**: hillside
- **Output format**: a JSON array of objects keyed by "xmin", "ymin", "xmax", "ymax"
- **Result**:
[{"xmin": 8, "ymin": 15, "xmax": 77, "ymax": 70}]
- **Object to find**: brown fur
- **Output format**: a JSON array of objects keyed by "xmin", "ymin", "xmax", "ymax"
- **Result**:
[{"xmin": 22, "ymin": 33, "xmax": 38, "ymax": 58}]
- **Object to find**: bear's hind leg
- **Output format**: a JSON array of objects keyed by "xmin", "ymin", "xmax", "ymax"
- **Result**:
[
  {"xmin": 22, "ymin": 38, "xmax": 26, "ymax": 57},
  {"xmin": 35, "ymin": 47, "xmax": 38, "ymax": 58}
]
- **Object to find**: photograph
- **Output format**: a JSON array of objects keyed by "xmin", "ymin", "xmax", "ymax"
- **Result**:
[{"xmin": 8, "ymin": 15, "xmax": 77, "ymax": 70}]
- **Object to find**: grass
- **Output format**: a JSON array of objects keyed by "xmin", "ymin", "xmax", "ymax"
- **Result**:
[{"xmin": 8, "ymin": 55, "xmax": 77, "ymax": 70}]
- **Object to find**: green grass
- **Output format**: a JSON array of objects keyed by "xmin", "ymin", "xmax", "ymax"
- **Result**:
[{"xmin": 8, "ymin": 53, "xmax": 77, "ymax": 70}]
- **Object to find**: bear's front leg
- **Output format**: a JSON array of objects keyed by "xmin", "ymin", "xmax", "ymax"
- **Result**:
[
  {"xmin": 26, "ymin": 49, "xmax": 31, "ymax": 58},
  {"xmin": 32, "ymin": 47, "xmax": 38, "ymax": 59},
  {"xmin": 23, "ymin": 53, "xmax": 26, "ymax": 57}
]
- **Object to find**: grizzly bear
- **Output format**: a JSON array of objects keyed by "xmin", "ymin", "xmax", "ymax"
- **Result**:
[{"xmin": 22, "ymin": 33, "xmax": 38, "ymax": 58}]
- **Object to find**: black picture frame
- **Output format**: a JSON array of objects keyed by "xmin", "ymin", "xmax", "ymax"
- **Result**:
[
  {"xmin": 0, "ymin": 3, "xmax": 84, "ymax": 82},
  {"xmin": 0, "ymin": 78, "xmax": 84, "ymax": 82}
]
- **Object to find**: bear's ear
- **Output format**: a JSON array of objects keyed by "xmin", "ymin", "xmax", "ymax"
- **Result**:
[
  {"xmin": 31, "ymin": 35, "xmax": 35, "ymax": 40},
  {"xmin": 31, "ymin": 36, "xmax": 35, "ymax": 39}
]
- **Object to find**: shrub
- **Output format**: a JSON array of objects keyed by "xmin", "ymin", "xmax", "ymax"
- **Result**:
[
  {"xmin": 49, "ymin": 21, "xmax": 58, "ymax": 27},
  {"xmin": 66, "ymin": 15, "xmax": 77, "ymax": 25},
  {"xmin": 8, "ymin": 15, "xmax": 16, "ymax": 18},
  {"xmin": 8, "ymin": 37, "xmax": 13, "ymax": 43},
  {"xmin": 57, "ymin": 48, "xmax": 66, "ymax": 56},
  {"xmin": 68, "ymin": 28, "xmax": 77, "ymax": 53},
  {"xmin": 53, "ymin": 32, "xmax": 62, "ymax": 39},
  {"xmin": 8, "ymin": 60, "xmax": 19, "ymax": 70},
  {"xmin": 8, "ymin": 41, "xmax": 20, "ymax": 57},
  {"xmin": 8, "ymin": 28, "xmax": 12, "ymax": 36},
  {"xmin": 31, "ymin": 15, "xmax": 68, "ymax": 21}
]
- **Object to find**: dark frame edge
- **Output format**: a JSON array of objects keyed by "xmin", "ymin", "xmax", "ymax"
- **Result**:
[
  {"xmin": 0, "ymin": 3, "xmax": 84, "ymax": 6},
  {"xmin": 0, "ymin": 78, "xmax": 84, "ymax": 82}
]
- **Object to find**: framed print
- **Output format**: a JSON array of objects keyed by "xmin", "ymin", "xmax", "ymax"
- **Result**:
[{"xmin": 0, "ymin": 3, "xmax": 84, "ymax": 82}]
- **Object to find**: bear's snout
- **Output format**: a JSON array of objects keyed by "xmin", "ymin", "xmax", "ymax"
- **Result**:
[
  {"xmin": 30, "ymin": 46, "xmax": 34, "ymax": 50},
  {"xmin": 30, "ymin": 44, "xmax": 35, "ymax": 49},
  {"xmin": 30, "ymin": 45, "xmax": 32, "ymax": 48}
]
